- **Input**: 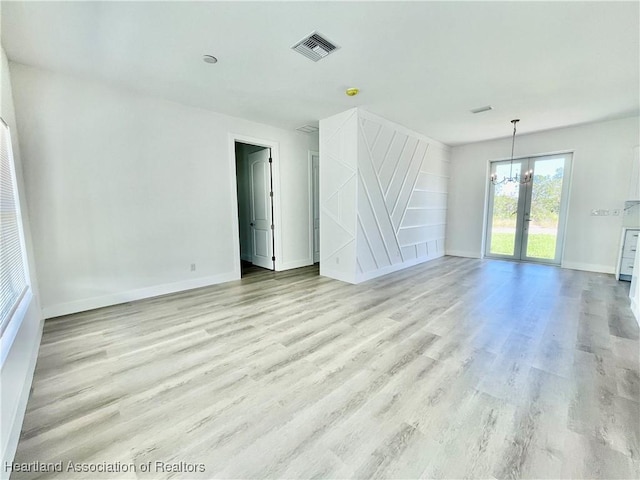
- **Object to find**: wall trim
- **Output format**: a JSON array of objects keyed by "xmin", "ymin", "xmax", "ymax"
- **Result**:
[
  {"xmin": 357, "ymin": 109, "xmax": 450, "ymax": 152},
  {"xmin": 355, "ymin": 253, "xmax": 445, "ymax": 283},
  {"xmin": 319, "ymin": 267, "xmax": 355, "ymax": 284},
  {"xmin": 560, "ymin": 261, "xmax": 614, "ymax": 275},
  {"xmin": 446, "ymin": 250, "xmax": 482, "ymax": 259},
  {"xmin": 42, "ymin": 271, "xmax": 239, "ymax": 319}
]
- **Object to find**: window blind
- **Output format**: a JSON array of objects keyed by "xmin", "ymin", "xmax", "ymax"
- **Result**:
[{"xmin": 0, "ymin": 118, "xmax": 28, "ymax": 336}]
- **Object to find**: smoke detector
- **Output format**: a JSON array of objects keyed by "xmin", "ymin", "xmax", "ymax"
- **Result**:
[{"xmin": 291, "ymin": 31, "xmax": 340, "ymax": 62}]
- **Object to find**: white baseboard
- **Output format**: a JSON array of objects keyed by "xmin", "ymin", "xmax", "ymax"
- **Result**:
[
  {"xmin": 277, "ymin": 258, "xmax": 313, "ymax": 271},
  {"xmin": 444, "ymin": 255, "xmax": 614, "ymax": 275},
  {"xmin": 561, "ymin": 261, "xmax": 615, "ymax": 274},
  {"xmin": 42, "ymin": 271, "xmax": 240, "ymax": 319},
  {"xmin": 445, "ymin": 250, "xmax": 482, "ymax": 259},
  {"xmin": 319, "ymin": 267, "xmax": 356, "ymax": 284},
  {"xmin": 355, "ymin": 253, "xmax": 445, "ymax": 283}
]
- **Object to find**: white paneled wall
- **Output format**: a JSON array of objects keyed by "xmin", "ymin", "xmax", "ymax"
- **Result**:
[
  {"xmin": 320, "ymin": 108, "xmax": 450, "ymax": 284},
  {"xmin": 356, "ymin": 110, "xmax": 450, "ymax": 282},
  {"xmin": 319, "ymin": 109, "xmax": 358, "ymax": 283}
]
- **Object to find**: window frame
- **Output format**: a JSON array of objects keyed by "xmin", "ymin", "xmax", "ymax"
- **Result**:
[{"xmin": 0, "ymin": 116, "xmax": 33, "ymax": 366}]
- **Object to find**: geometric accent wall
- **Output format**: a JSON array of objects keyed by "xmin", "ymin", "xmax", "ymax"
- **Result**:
[
  {"xmin": 319, "ymin": 108, "xmax": 450, "ymax": 284},
  {"xmin": 356, "ymin": 110, "xmax": 450, "ymax": 282},
  {"xmin": 319, "ymin": 109, "xmax": 358, "ymax": 283}
]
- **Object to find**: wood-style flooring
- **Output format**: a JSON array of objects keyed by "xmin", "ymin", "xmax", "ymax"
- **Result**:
[{"xmin": 10, "ymin": 257, "xmax": 640, "ymax": 479}]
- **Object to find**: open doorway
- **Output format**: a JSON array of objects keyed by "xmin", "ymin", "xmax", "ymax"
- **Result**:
[{"xmin": 234, "ymin": 141, "xmax": 276, "ymax": 275}]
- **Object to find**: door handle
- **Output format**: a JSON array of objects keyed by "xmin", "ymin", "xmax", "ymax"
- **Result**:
[{"xmin": 250, "ymin": 223, "xmax": 254, "ymax": 227}]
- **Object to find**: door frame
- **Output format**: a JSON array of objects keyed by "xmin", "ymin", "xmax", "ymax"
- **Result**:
[
  {"xmin": 228, "ymin": 134, "xmax": 282, "ymax": 276},
  {"xmin": 483, "ymin": 149, "xmax": 574, "ymax": 265},
  {"xmin": 308, "ymin": 150, "xmax": 319, "ymax": 264}
]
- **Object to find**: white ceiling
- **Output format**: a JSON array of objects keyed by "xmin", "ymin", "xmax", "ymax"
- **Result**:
[{"xmin": 2, "ymin": 1, "xmax": 639, "ymax": 146}]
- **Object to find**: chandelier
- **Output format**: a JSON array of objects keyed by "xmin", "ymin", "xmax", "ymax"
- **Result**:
[{"xmin": 490, "ymin": 119, "xmax": 533, "ymax": 185}]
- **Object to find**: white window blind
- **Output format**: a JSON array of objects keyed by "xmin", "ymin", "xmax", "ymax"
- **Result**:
[{"xmin": 0, "ymin": 117, "xmax": 28, "ymax": 336}]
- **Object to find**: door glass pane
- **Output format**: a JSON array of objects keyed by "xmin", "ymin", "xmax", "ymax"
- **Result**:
[
  {"xmin": 526, "ymin": 157, "xmax": 565, "ymax": 259},
  {"xmin": 489, "ymin": 162, "xmax": 521, "ymax": 256}
]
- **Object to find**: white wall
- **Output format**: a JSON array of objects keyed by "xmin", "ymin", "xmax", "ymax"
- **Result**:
[
  {"xmin": 0, "ymin": 46, "xmax": 44, "ymax": 474},
  {"xmin": 10, "ymin": 62, "xmax": 318, "ymax": 318},
  {"xmin": 319, "ymin": 108, "xmax": 450, "ymax": 284},
  {"xmin": 447, "ymin": 116, "xmax": 640, "ymax": 273}
]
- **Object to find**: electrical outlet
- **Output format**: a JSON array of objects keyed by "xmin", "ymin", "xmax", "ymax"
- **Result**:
[
  {"xmin": 591, "ymin": 209, "xmax": 610, "ymax": 216},
  {"xmin": 190, "ymin": 263, "xmax": 196, "ymax": 271}
]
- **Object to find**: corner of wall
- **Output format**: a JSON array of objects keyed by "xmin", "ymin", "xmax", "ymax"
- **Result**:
[{"xmin": 318, "ymin": 109, "xmax": 359, "ymax": 283}]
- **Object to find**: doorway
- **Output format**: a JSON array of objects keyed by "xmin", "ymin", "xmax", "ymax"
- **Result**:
[
  {"xmin": 485, "ymin": 153, "xmax": 572, "ymax": 265},
  {"xmin": 234, "ymin": 141, "xmax": 276, "ymax": 273}
]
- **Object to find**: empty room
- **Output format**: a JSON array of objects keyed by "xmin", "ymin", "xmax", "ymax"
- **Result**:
[{"xmin": 1, "ymin": 1, "xmax": 639, "ymax": 479}]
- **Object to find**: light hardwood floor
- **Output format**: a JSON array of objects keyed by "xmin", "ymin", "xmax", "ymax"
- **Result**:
[{"xmin": 10, "ymin": 257, "xmax": 640, "ymax": 479}]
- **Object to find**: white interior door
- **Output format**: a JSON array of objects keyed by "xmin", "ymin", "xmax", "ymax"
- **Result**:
[
  {"xmin": 249, "ymin": 149, "xmax": 274, "ymax": 270},
  {"xmin": 312, "ymin": 154, "xmax": 320, "ymax": 263}
]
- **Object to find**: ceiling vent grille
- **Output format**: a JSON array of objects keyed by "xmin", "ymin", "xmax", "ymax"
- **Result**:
[
  {"xmin": 296, "ymin": 124, "xmax": 319, "ymax": 134},
  {"xmin": 292, "ymin": 32, "xmax": 339, "ymax": 62}
]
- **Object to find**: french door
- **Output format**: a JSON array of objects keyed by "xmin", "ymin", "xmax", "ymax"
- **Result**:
[{"xmin": 485, "ymin": 153, "xmax": 572, "ymax": 265}]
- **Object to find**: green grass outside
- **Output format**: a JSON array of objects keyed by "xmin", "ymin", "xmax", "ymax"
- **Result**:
[{"xmin": 490, "ymin": 233, "xmax": 556, "ymax": 259}]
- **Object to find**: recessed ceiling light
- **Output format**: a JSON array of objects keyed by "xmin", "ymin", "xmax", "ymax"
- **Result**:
[
  {"xmin": 346, "ymin": 88, "xmax": 359, "ymax": 97},
  {"xmin": 203, "ymin": 55, "xmax": 218, "ymax": 64}
]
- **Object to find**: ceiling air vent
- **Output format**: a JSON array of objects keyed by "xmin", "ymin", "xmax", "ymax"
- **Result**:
[
  {"xmin": 296, "ymin": 124, "xmax": 319, "ymax": 134},
  {"xmin": 292, "ymin": 32, "xmax": 339, "ymax": 62}
]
